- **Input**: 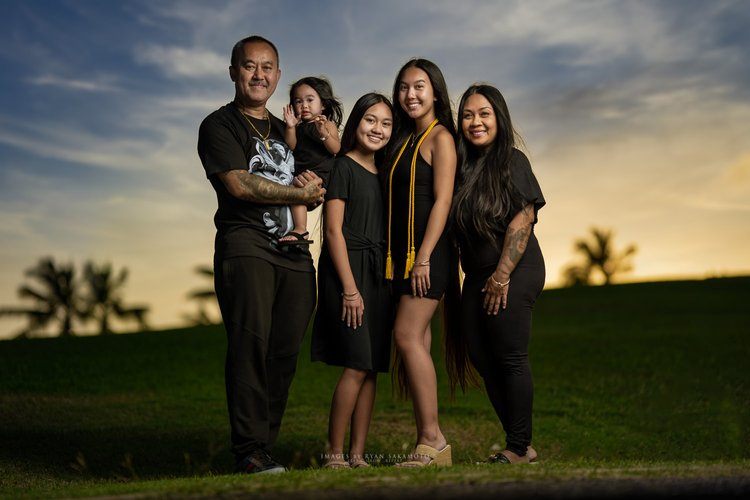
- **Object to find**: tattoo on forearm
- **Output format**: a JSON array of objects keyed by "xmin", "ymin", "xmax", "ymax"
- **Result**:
[
  {"xmin": 498, "ymin": 223, "xmax": 532, "ymax": 276},
  {"xmin": 228, "ymin": 171, "xmax": 308, "ymax": 204}
]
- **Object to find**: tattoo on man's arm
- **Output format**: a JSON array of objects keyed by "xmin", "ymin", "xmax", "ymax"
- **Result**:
[{"xmin": 225, "ymin": 170, "xmax": 306, "ymax": 204}]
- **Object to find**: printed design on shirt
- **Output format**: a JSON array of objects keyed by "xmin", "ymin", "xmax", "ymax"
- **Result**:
[{"xmin": 247, "ymin": 137, "xmax": 296, "ymax": 237}]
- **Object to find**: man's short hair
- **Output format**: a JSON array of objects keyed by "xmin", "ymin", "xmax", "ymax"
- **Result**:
[{"xmin": 230, "ymin": 35, "xmax": 279, "ymax": 68}]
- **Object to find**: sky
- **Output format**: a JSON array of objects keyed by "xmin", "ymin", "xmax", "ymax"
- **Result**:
[{"xmin": 1, "ymin": 0, "xmax": 749, "ymax": 338}]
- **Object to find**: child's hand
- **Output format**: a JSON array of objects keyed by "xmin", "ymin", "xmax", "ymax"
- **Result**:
[
  {"xmin": 313, "ymin": 115, "xmax": 330, "ymax": 139},
  {"xmin": 283, "ymin": 105, "xmax": 298, "ymax": 128}
]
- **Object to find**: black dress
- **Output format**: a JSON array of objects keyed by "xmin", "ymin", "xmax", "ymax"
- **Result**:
[
  {"xmin": 311, "ymin": 156, "xmax": 392, "ymax": 372},
  {"xmin": 388, "ymin": 136, "xmax": 450, "ymax": 299},
  {"xmin": 294, "ymin": 122, "xmax": 335, "ymax": 184}
]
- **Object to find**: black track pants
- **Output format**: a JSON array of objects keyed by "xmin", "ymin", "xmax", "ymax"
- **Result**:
[{"xmin": 214, "ymin": 255, "xmax": 316, "ymax": 460}]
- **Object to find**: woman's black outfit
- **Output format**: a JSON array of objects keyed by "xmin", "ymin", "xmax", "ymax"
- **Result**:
[
  {"xmin": 389, "ymin": 135, "xmax": 450, "ymax": 299},
  {"xmin": 454, "ymin": 149, "xmax": 546, "ymax": 457},
  {"xmin": 311, "ymin": 156, "xmax": 392, "ymax": 372}
]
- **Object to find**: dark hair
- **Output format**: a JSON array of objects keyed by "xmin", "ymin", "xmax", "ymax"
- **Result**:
[
  {"xmin": 442, "ymin": 84, "xmax": 524, "ymax": 396},
  {"xmin": 452, "ymin": 84, "xmax": 525, "ymax": 248},
  {"xmin": 339, "ymin": 93, "xmax": 393, "ymax": 168},
  {"xmin": 388, "ymin": 58, "xmax": 456, "ymax": 159},
  {"xmin": 289, "ymin": 76, "xmax": 344, "ymax": 127},
  {"xmin": 230, "ymin": 35, "xmax": 279, "ymax": 68}
]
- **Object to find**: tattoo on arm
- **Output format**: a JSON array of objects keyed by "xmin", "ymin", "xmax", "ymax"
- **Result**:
[
  {"xmin": 221, "ymin": 170, "xmax": 310, "ymax": 205},
  {"xmin": 497, "ymin": 205, "xmax": 534, "ymax": 278}
]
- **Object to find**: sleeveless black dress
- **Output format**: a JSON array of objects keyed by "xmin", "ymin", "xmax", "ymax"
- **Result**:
[{"xmin": 388, "ymin": 135, "xmax": 450, "ymax": 299}]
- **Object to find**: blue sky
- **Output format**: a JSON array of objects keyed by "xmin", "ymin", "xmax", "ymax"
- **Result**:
[{"xmin": 1, "ymin": 0, "xmax": 749, "ymax": 337}]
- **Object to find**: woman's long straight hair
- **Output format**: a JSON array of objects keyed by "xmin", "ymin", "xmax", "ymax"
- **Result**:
[{"xmin": 452, "ymin": 84, "xmax": 524, "ymax": 249}]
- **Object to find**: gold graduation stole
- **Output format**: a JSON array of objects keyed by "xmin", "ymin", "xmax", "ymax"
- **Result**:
[{"xmin": 385, "ymin": 119, "xmax": 439, "ymax": 280}]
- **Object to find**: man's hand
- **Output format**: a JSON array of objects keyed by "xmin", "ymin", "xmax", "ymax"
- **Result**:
[{"xmin": 295, "ymin": 170, "xmax": 325, "ymax": 207}]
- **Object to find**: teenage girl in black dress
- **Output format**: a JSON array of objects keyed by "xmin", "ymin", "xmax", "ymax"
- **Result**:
[
  {"xmin": 386, "ymin": 59, "xmax": 456, "ymax": 467},
  {"xmin": 448, "ymin": 84, "xmax": 546, "ymax": 464},
  {"xmin": 311, "ymin": 93, "xmax": 393, "ymax": 468}
]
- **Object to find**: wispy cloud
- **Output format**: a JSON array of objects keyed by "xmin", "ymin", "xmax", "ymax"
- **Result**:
[
  {"xmin": 27, "ymin": 74, "xmax": 120, "ymax": 92},
  {"xmin": 134, "ymin": 44, "xmax": 226, "ymax": 79}
]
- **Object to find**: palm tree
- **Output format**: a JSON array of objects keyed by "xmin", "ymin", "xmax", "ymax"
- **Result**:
[
  {"xmin": 0, "ymin": 257, "xmax": 84, "ymax": 337},
  {"xmin": 563, "ymin": 227, "xmax": 637, "ymax": 286},
  {"xmin": 185, "ymin": 265, "xmax": 219, "ymax": 325},
  {"xmin": 82, "ymin": 261, "xmax": 150, "ymax": 334}
]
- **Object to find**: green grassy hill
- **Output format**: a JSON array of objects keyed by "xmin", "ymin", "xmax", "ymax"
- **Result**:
[{"xmin": 1, "ymin": 277, "xmax": 748, "ymax": 497}]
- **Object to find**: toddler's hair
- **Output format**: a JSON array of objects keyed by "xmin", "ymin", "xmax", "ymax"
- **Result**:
[{"xmin": 289, "ymin": 76, "xmax": 344, "ymax": 127}]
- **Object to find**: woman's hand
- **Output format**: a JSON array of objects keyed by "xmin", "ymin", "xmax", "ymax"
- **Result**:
[
  {"xmin": 411, "ymin": 262, "xmax": 431, "ymax": 298},
  {"xmin": 481, "ymin": 273, "xmax": 509, "ymax": 315},
  {"xmin": 341, "ymin": 291, "xmax": 364, "ymax": 329},
  {"xmin": 283, "ymin": 105, "xmax": 299, "ymax": 128}
]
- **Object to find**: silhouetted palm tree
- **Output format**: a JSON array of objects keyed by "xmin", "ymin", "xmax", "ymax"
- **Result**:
[
  {"xmin": 185, "ymin": 264, "xmax": 219, "ymax": 325},
  {"xmin": 563, "ymin": 227, "xmax": 637, "ymax": 286},
  {"xmin": 0, "ymin": 257, "xmax": 84, "ymax": 337},
  {"xmin": 82, "ymin": 261, "xmax": 150, "ymax": 334}
]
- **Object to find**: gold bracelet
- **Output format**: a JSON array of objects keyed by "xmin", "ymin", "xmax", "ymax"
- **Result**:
[
  {"xmin": 342, "ymin": 291, "xmax": 360, "ymax": 300},
  {"xmin": 490, "ymin": 274, "xmax": 510, "ymax": 287},
  {"xmin": 415, "ymin": 260, "xmax": 430, "ymax": 267}
]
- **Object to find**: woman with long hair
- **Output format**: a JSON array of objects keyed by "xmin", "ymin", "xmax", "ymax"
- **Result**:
[
  {"xmin": 448, "ymin": 84, "xmax": 546, "ymax": 464},
  {"xmin": 386, "ymin": 58, "xmax": 457, "ymax": 467}
]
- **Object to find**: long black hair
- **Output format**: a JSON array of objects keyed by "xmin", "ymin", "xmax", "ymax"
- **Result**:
[
  {"xmin": 388, "ymin": 58, "xmax": 456, "ymax": 159},
  {"xmin": 289, "ymin": 76, "xmax": 344, "ymax": 128},
  {"xmin": 338, "ymin": 93, "xmax": 392, "ymax": 171},
  {"xmin": 452, "ymin": 84, "xmax": 524, "ymax": 249}
]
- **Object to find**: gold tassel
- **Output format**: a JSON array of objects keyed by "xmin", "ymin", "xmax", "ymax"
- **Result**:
[
  {"xmin": 385, "ymin": 253, "xmax": 393, "ymax": 280},
  {"xmin": 404, "ymin": 247, "xmax": 416, "ymax": 278}
]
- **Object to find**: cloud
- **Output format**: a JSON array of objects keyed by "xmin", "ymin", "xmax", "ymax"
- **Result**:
[
  {"xmin": 134, "ymin": 44, "xmax": 227, "ymax": 79},
  {"xmin": 27, "ymin": 74, "xmax": 120, "ymax": 92}
]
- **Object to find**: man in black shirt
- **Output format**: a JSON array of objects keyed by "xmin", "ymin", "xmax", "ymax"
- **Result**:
[{"xmin": 198, "ymin": 35, "xmax": 325, "ymax": 474}]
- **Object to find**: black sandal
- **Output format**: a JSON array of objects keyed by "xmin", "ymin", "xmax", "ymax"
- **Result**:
[
  {"xmin": 278, "ymin": 231, "xmax": 313, "ymax": 247},
  {"xmin": 488, "ymin": 452, "xmax": 512, "ymax": 464}
]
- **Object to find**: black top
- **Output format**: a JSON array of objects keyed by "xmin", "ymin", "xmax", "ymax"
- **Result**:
[
  {"xmin": 197, "ymin": 101, "xmax": 312, "ymax": 271},
  {"xmin": 293, "ymin": 121, "xmax": 335, "ymax": 184},
  {"xmin": 325, "ymin": 156, "xmax": 385, "ymax": 242},
  {"xmin": 388, "ymin": 135, "xmax": 451, "ymax": 299},
  {"xmin": 456, "ymin": 149, "xmax": 545, "ymax": 274}
]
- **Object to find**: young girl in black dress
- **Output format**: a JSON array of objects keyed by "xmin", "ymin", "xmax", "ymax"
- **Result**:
[
  {"xmin": 386, "ymin": 59, "xmax": 457, "ymax": 467},
  {"xmin": 281, "ymin": 76, "xmax": 342, "ymax": 245},
  {"xmin": 447, "ymin": 84, "xmax": 546, "ymax": 464},
  {"xmin": 311, "ymin": 93, "xmax": 393, "ymax": 468}
]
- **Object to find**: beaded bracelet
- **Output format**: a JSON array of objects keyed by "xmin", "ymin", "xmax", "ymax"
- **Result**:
[{"xmin": 490, "ymin": 275, "xmax": 511, "ymax": 287}]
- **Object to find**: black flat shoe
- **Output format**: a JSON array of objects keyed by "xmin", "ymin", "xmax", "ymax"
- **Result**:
[{"xmin": 488, "ymin": 452, "xmax": 512, "ymax": 464}]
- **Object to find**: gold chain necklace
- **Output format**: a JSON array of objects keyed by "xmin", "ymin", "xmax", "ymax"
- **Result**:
[{"xmin": 239, "ymin": 108, "xmax": 271, "ymax": 149}]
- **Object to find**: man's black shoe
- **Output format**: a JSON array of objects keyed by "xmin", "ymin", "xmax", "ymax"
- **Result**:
[{"xmin": 235, "ymin": 449, "xmax": 287, "ymax": 475}]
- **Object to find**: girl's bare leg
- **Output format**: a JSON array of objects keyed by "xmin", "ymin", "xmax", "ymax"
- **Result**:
[
  {"xmin": 348, "ymin": 372, "xmax": 377, "ymax": 459},
  {"xmin": 327, "ymin": 368, "xmax": 367, "ymax": 458},
  {"xmin": 393, "ymin": 295, "xmax": 446, "ymax": 457}
]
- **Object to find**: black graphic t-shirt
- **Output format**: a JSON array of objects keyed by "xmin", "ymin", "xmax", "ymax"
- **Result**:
[{"xmin": 198, "ymin": 102, "xmax": 312, "ymax": 271}]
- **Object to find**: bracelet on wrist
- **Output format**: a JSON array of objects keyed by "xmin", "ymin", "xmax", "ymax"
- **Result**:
[
  {"xmin": 490, "ymin": 274, "xmax": 510, "ymax": 287},
  {"xmin": 415, "ymin": 260, "xmax": 430, "ymax": 267}
]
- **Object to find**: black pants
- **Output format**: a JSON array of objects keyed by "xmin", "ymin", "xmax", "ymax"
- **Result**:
[
  {"xmin": 461, "ymin": 236, "xmax": 545, "ymax": 456},
  {"xmin": 214, "ymin": 255, "xmax": 316, "ymax": 460}
]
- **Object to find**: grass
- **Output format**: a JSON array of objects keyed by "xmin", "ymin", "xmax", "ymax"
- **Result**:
[{"xmin": 0, "ymin": 277, "xmax": 748, "ymax": 497}]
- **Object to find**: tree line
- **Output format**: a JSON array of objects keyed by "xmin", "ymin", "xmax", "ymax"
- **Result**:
[
  {"xmin": 0, "ymin": 257, "xmax": 149, "ymax": 338},
  {"xmin": 1, "ymin": 228, "xmax": 636, "ymax": 337}
]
